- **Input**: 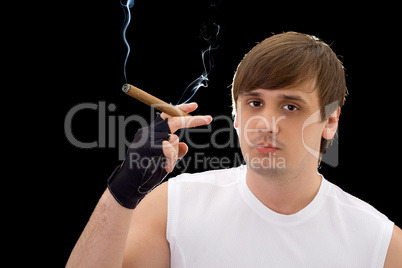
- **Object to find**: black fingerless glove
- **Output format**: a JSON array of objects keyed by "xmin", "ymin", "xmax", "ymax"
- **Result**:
[{"xmin": 107, "ymin": 115, "xmax": 171, "ymax": 209}]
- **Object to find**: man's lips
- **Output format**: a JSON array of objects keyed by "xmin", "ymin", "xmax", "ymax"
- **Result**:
[{"xmin": 253, "ymin": 144, "xmax": 279, "ymax": 154}]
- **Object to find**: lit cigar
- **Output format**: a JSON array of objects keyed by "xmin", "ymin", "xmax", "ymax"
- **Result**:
[{"xmin": 122, "ymin": 83, "xmax": 190, "ymax": 117}]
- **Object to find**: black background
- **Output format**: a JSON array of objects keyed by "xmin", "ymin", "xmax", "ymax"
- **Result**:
[{"xmin": 19, "ymin": 0, "xmax": 400, "ymax": 265}]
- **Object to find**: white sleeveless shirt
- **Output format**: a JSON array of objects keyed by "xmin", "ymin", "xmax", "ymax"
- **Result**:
[{"xmin": 167, "ymin": 165, "xmax": 393, "ymax": 268}]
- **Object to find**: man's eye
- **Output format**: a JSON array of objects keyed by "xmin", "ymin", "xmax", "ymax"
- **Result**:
[
  {"xmin": 283, "ymin": 104, "xmax": 298, "ymax": 111},
  {"xmin": 249, "ymin": 101, "xmax": 262, "ymax": 107}
]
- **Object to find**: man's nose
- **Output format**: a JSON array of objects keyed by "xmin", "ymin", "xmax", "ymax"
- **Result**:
[{"xmin": 253, "ymin": 113, "xmax": 284, "ymax": 135}]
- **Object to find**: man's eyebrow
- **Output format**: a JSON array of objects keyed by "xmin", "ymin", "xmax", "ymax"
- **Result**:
[
  {"xmin": 240, "ymin": 91, "xmax": 261, "ymax": 97},
  {"xmin": 240, "ymin": 91, "xmax": 307, "ymax": 104},
  {"xmin": 279, "ymin": 94, "xmax": 307, "ymax": 104}
]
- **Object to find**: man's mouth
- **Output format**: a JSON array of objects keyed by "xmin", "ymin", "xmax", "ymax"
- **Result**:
[{"xmin": 253, "ymin": 143, "xmax": 280, "ymax": 154}]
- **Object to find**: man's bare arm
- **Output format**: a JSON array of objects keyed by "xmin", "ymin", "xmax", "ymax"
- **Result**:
[
  {"xmin": 66, "ymin": 183, "xmax": 170, "ymax": 268},
  {"xmin": 123, "ymin": 182, "xmax": 170, "ymax": 267},
  {"xmin": 66, "ymin": 189, "xmax": 133, "ymax": 267}
]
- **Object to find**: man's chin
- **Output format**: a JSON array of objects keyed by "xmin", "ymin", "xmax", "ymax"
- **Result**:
[{"xmin": 245, "ymin": 153, "xmax": 287, "ymax": 176}]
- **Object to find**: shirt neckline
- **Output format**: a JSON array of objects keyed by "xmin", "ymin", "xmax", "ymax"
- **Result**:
[{"xmin": 237, "ymin": 165, "xmax": 329, "ymax": 225}]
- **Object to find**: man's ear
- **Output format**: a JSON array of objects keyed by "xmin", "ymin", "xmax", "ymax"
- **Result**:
[
  {"xmin": 234, "ymin": 113, "xmax": 238, "ymax": 129},
  {"xmin": 233, "ymin": 113, "xmax": 240, "ymax": 137},
  {"xmin": 322, "ymin": 107, "xmax": 341, "ymax": 140}
]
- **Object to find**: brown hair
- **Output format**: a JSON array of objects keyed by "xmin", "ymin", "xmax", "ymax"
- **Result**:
[{"xmin": 231, "ymin": 32, "xmax": 347, "ymax": 155}]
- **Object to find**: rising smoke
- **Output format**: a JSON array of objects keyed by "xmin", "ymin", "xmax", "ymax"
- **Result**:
[
  {"xmin": 121, "ymin": 0, "xmax": 221, "ymax": 104},
  {"xmin": 121, "ymin": 0, "xmax": 135, "ymax": 82}
]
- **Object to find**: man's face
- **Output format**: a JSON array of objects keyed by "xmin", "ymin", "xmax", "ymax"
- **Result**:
[{"xmin": 235, "ymin": 82, "xmax": 331, "ymax": 177}]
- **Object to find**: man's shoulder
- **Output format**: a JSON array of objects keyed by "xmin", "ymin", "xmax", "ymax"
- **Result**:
[
  {"xmin": 324, "ymin": 179, "xmax": 391, "ymax": 222},
  {"xmin": 323, "ymin": 178, "xmax": 394, "ymax": 266}
]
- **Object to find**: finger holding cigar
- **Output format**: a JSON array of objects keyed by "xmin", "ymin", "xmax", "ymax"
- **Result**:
[
  {"xmin": 122, "ymin": 83, "xmax": 213, "ymax": 172},
  {"xmin": 161, "ymin": 102, "xmax": 213, "ymax": 172}
]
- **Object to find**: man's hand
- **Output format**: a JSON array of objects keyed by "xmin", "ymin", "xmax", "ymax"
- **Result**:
[
  {"xmin": 107, "ymin": 102, "xmax": 212, "ymax": 208},
  {"xmin": 161, "ymin": 102, "xmax": 212, "ymax": 173}
]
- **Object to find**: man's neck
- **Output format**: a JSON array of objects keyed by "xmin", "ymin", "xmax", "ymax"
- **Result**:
[{"xmin": 245, "ymin": 166, "xmax": 322, "ymax": 215}]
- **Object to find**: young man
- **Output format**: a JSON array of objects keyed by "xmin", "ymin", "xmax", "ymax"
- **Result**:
[{"xmin": 67, "ymin": 32, "xmax": 401, "ymax": 267}]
